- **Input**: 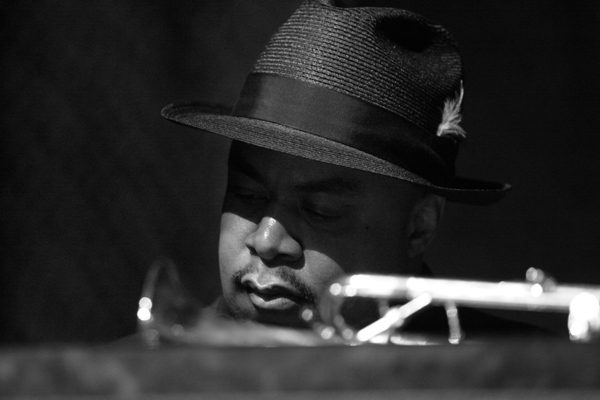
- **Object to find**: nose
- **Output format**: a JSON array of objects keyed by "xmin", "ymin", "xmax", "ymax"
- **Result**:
[{"xmin": 245, "ymin": 216, "xmax": 302, "ymax": 263}]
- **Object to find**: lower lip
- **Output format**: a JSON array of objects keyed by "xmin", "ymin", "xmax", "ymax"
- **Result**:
[{"xmin": 248, "ymin": 292, "xmax": 299, "ymax": 310}]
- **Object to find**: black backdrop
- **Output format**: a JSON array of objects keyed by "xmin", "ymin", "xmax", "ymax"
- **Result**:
[{"xmin": 2, "ymin": 1, "xmax": 599, "ymax": 344}]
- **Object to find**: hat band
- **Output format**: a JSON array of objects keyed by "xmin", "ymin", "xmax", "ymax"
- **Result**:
[{"xmin": 232, "ymin": 73, "xmax": 454, "ymax": 184}]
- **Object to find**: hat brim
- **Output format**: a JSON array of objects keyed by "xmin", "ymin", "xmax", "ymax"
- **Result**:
[{"xmin": 162, "ymin": 102, "xmax": 511, "ymax": 205}]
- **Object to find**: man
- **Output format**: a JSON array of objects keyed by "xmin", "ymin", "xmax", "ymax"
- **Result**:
[{"xmin": 160, "ymin": 0, "xmax": 513, "ymax": 341}]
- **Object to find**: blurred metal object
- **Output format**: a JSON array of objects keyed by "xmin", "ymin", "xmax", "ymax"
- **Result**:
[
  {"xmin": 314, "ymin": 269, "xmax": 600, "ymax": 344},
  {"xmin": 137, "ymin": 258, "xmax": 204, "ymax": 349}
]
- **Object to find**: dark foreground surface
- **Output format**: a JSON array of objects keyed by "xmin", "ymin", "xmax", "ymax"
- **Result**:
[{"xmin": 2, "ymin": 340, "xmax": 600, "ymax": 399}]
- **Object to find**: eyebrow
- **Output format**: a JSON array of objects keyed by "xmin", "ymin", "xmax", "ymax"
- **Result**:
[{"xmin": 228, "ymin": 155, "xmax": 361, "ymax": 196}]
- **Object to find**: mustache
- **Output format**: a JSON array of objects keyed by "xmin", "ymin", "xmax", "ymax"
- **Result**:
[{"xmin": 233, "ymin": 264, "xmax": 318, "ymax": 306}]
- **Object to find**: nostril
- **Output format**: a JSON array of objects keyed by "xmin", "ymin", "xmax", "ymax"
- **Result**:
[{"xmin": 246, "ymin": 245, "xmax": 258, "ymax": 257}]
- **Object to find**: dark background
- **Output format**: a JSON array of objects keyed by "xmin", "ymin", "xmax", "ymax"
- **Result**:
[{"xmin": 1, "ymin": 0, "xmax": 599, "ymax": 344}]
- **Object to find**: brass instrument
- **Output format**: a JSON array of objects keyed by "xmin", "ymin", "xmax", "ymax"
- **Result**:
[{"xmin": 309, "ymin": 269, "xmax": 600, "ymax": 344}]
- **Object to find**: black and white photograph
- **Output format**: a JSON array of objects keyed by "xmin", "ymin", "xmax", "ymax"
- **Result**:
[{"xmin": 2, "ymin": 0, "xmax": 600, "ymax": 397}]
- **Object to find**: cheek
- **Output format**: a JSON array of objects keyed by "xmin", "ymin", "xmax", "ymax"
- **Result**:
[
  {"xmin": 301, "ymin": 230, "xmax": 373, "ymax": 279},
  {"xmin": 328, "ymin": 222, "xmax": 410, "ymax": 275},
  {"xmin": 218, "ymin": 212, "xmax": 252, "ymax": 286},
  {"xmin": 301, "ymin": 250, "xmax": 345, "ymax": 298}
]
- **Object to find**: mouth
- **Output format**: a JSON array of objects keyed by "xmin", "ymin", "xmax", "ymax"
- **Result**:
[
  {"xmin": 244, "ymin": 286, "xmax": 305, "ymax": 311},
  {"xmin": 243, "ymin": 282, "xmax": 305, "ymax": 311}
]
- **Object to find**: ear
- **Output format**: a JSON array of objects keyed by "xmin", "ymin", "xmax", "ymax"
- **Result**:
[{"xmin": 406, "ymin": 193, "xmax": 445, "ymax": 258}]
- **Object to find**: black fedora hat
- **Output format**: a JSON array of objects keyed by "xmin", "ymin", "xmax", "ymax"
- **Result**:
[{"xmin": 162, "ymin": 0, "xmax": 510, "ymax": 205}]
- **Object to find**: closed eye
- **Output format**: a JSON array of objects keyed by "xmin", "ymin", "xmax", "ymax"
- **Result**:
[
  {"xmin": 302, "ymin": 201, "xmax": 344, "ymax": 222},
  {"xmin": 230, "ymin": 186, "xmax": 268, "ymax": 202}
]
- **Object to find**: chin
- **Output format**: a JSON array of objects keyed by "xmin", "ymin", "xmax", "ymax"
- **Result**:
[{"xmin": 253, "ymin": 308, "xmax": 310, "ymax": 329}]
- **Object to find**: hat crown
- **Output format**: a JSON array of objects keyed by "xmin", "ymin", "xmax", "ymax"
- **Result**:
[{"xmin": 253, "ymin": 0, "xmax": 463, "ymax": 136}]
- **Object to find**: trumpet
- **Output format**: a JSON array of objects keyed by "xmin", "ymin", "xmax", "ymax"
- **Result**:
[{"xmin": 306, "ymin": 268, "xmax": 600, "ymax": 344}]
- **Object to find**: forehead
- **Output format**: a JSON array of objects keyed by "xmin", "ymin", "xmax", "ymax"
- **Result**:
[{"xmin": 228, "ymin": 141, "xmax": 422, "ymax": 200}]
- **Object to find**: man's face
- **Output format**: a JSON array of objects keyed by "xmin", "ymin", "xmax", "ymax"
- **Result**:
[{"xmin": 218, "ymin": 141, "xmax": 425, "ymax": 327}]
